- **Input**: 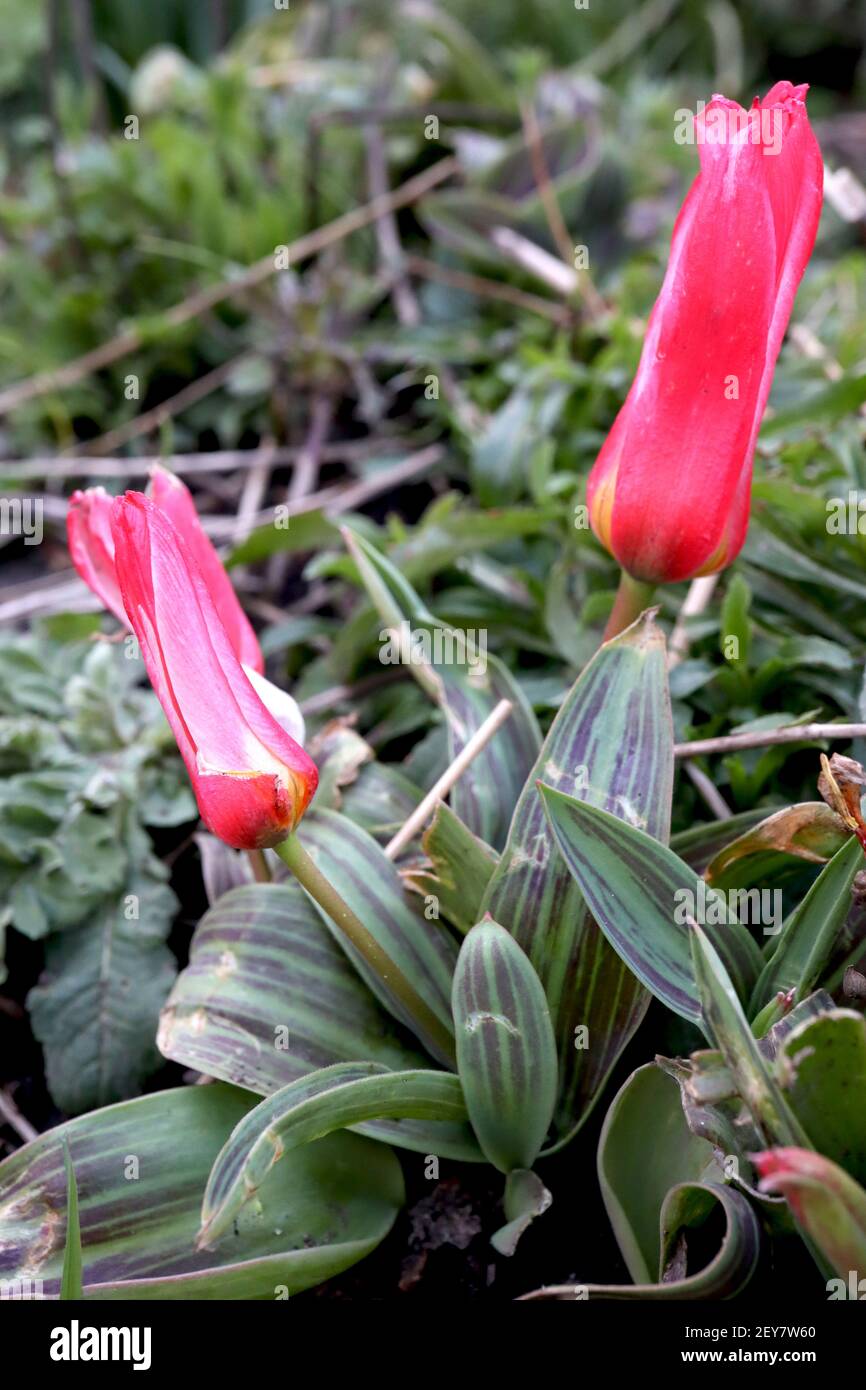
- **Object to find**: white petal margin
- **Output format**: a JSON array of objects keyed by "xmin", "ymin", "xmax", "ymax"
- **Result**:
[{"xmin": 242, "ymin": 665, "xmax": 306, "ymax": 746}]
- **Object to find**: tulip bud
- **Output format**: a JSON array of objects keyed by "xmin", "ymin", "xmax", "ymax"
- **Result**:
[
  {"xmin": 753, "ymin": 1147, "xmax": 866, "ymax": 1281},
  {"xmin": 588, "ymin": 83, "xmax": 823, "ymax": 584},
  {"xmin": 68, "ymin": 468, "xmax": 263, "ymax": 674},
  {"xmin": 111, "ymin": 493, "xmax": 317, "ymax": 849},
  {"xmin": 67, "ymin": 487, "xmax": 127, "ymax": 625}
]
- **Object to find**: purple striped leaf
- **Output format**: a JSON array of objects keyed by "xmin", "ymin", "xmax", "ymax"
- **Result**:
[
  {"xmin": 542, "ymin": 791, "xmax": 765, "ymax": 1025},
  {"xmin": 452, "ymin": 920, "xmax": 558, "ymax": 1173},
  {"xmin": 342, "ymin": 526, "xmax": 541, "ymax": 849},
  {"xmin": 199, "ymin": 1063, "xmax": 468, "ymax": 1249},
  {"xmin": 0, "ymin": 1085, "xmax": 403, "ymax": 1299},
  {"xmin": 158, "ymin": 882, "xmax": 480, "ymax": 1160},
  {"xmin": 480, "ymin": 611, "xmax": 673, "ymax": 1144}
]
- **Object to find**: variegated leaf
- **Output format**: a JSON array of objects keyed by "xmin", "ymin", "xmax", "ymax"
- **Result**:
[
  {"xmin": 297, "ymin": 809, "xmax": 458, "ymax": 1064},
  {"xmin": 541, "ymin": 790, "xmax": 764, "ymax": 1024},
  {"xmin": 402, "ymin": 802, "xmax": 499, "ymax": 933},
  {"xmin": 158, "ymin": 882, "xmax": 479, "ymax": 1160},
  {"xmin": 199, "ymin": 1063, "xmax": 468, "ymax": 1247},
  {"xmin": 0, "ymin": 1085, "xmax": 403, "ymax": 1299},
  {"xmin": 342, "ymin": 526, "xmax": 541, "ymax": 848},
  {"xmin": 452, "ymin": 920, "xmax": 558, "ymax": 1172},
  {"xmin": 480, "ymin": 612, "xmax": 673, "ymax": 1143}
]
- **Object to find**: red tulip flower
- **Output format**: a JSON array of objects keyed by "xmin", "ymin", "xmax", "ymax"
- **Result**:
[
  {"xmin": 588, "ymin": 82, "xmax": 823, "ymax": 586},
  {"xmin": 753, "ymin": 1147, "xmax": 866, "ymax": 1281},
  {"xmin": 110, "ymin": 493, "xmax": 317, "ymax": 849},
  {"xmin": 68, "ymin": 468, "xmax": 263, "ymax": 673}
]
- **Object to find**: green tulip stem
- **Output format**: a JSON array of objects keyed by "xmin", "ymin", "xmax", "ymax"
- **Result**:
[
  {"xmin": 603, "ymin": 570, "xmax": 656, "ymax": 642},
  {"xmin": 274, "ymin": 831, "xmax": 456, "ymax": 1067}
]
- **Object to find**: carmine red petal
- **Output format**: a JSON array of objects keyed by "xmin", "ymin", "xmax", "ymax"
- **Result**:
[
  {"xmin": 67, "ymin": 488, "xmax": 127, "ymax": 624},
  {"xmin": 111, "ymin": 494, "xmax": 317, "ymax": 849},
  {"xmin": 587, "ymin": 84, "xmax": 822, "ymax": 584},
  {"xmin": 148, "ymin": 465, "xmax": 264, "ymax": 674}
]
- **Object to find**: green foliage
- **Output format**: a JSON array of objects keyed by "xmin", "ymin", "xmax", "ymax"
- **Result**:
[
  {"xmin": 0, "ymin": 625, "xmax": 194, "ymax": 1111},
  {"xmin": 2, "ymin": 0, "xmax": 866, "ymax": 1306},
  {"xmin": 0, "ymin": 1083, "xmax": 404, "ymax": 1297}
]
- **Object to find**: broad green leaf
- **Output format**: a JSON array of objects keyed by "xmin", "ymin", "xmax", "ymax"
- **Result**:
[
  {"xmin": 340, "ymin": 761, "xmax": 424, "ymax": 838},
  {"xmin": 749, "ymin": 833, "xmax": 862, "ymax": 1019},
  {"xmin": 776, "ymin": 1010, "xmax": 866, "ymax": 1186},
  {"xmin": 0, "ymin": 1085, "xmax": 403, "ymax": 1299},
  {"xmin": 522, "ymin": 1182, "xmax": 760, "ymax": 1301},
  {"xmin": 298, "ymin": 810, "xmax": 457, "ymax": 1063},
  {"xmin": 597, "ymin": 1063, "xmax": 719, "ymax": 1284},
  {"xmin": 452, "ymin": 920, "xmax": 558, "ymax": 1172},
  {"xmin": 342, "ymin": 526, "xmax": 541, "ymax": 849},
  {"xmin": 60, "ymin": 1142, "xmax": 83, "ymax": 1301},
  {"xmin": 28, "ymin": 886, "xmax": 178, "ymax": 1114},
  {"xmin": 705, "ymin": 802, "xmax": 849, "ymax": 894},
  {"xmin": 690, "ymin": 925, "xmax": 811, "ymax": 1148},
  {"xmin": 157, "ymin": 883, "xmax": 479, "ymax": 1160},
  {"xmin": 402, "ymin": 802, "xmax": 499, "ymax": 933},
  {"xmin": 656, "ymin": 1182, "xmax": 761, "ymax": 1297},
  {"xmin": 199, "ymin": 1063, "xmax": 467, "ymax": 1248},
  {"xmin": 541, "ymin": 789, "xmax": 763, "ymax": 1025},
  {"xmin": 481, "ymin": 611, "xmax": 673, "ymax": 1144}
]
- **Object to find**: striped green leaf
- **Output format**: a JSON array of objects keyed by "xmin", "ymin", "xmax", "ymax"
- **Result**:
[
  {"xmin": 298, "ymin": 810, "xmax": 457, "ymax": 1062},
  {"xmin": 749, "ymin": 833, "xmax": 863, "ymax": 1020},
  {"xmin": 158, "ymin": 883, "xmax": 479, "ymax": 1160},
  {"xmin": 480, "ymin": 611, "xmax": 673, "ymax": 1144},
  {"xmin": 59, "ymin": 1142, "xmax": 83, "ymax": 1301},
  {"xmin": 521, "ymin": 1182, "xmax": 761, "ymax": 1301},
  {"xmin": 199, "ymin": 1063, "xmax": 467, "ymax": 1248},
  {"xmin": 402, "ymin": 802, "xmax": 499, "ymax": 934},
  {"xmin": 0, "ymin": 1085, "xmax": 403, "ymax": 1299},
  {"xmin": 691, "ymin": 925, "xmax": 811, "ymax": 1148},
  {"xmin": 541, "ymin": 788, "xmax": 764, "ymax": 1024},
  {"xmin": 452, "ymin": 920, "xmax": 558, "ymax": 1172},
  {"xmin": 342, "ymin": 526, "xmax": 541, "ymax": 849}
]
